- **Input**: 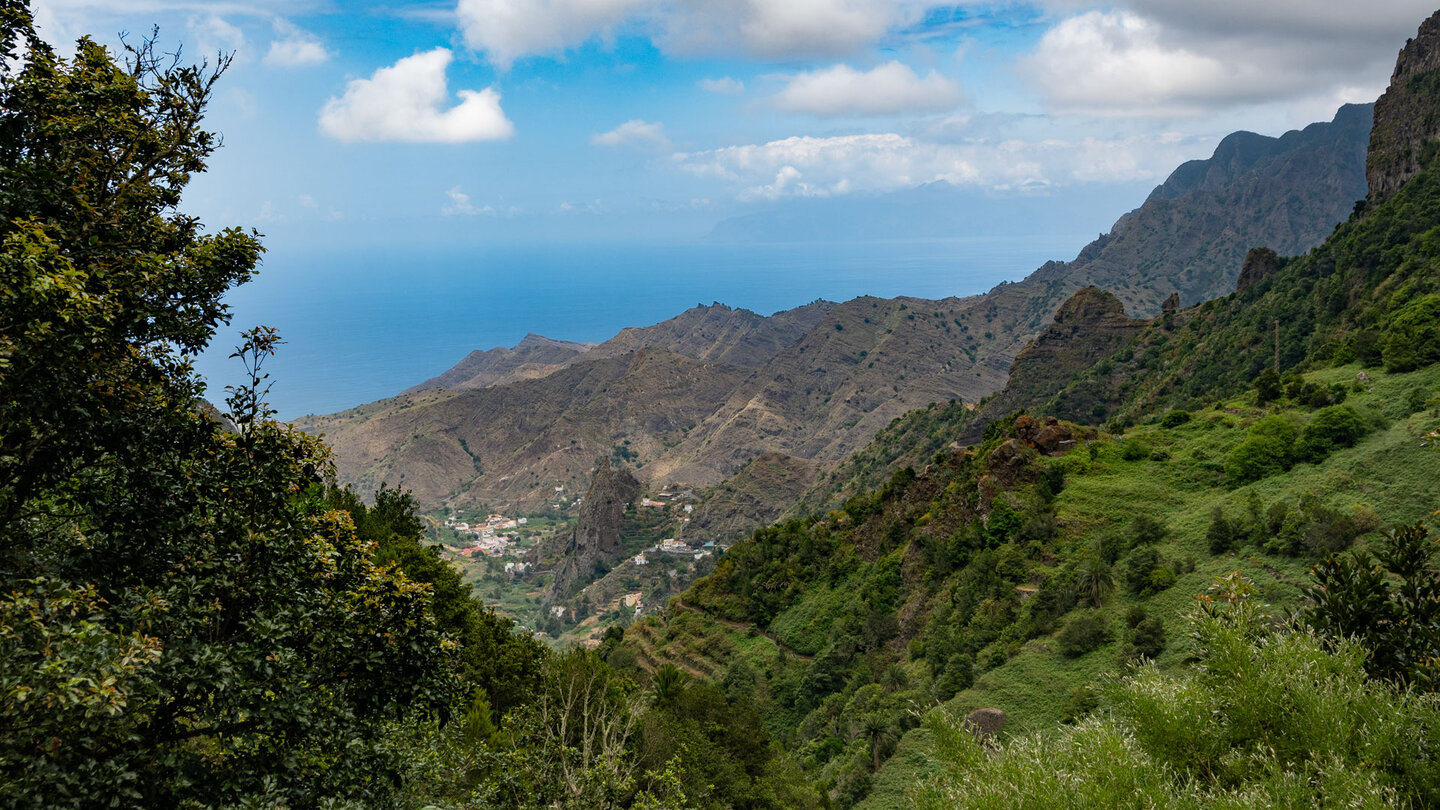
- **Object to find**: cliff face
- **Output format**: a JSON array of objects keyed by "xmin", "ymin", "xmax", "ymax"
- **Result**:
[
  {"xmin": 1369, "ymin": 10, "xmax": 1440, "ymax": 204},
  {"xmin": 547, "ymin": 458, "xmax": 641, "ymax": 601},
  {"xmin": 963, "ymin": 287, "xmax": 1147, "ymax": 438}
]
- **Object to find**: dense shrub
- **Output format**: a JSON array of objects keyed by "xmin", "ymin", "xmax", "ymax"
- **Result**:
[
  {"xmin": 1118, "ymin": 608, "xmax": 1167, "ymax": 664},
  {"xmin": 1206, "ymin": 506, "xmax": 1246, "ymax": 554},
  {"xmin": 1224, "ymin": 415, "xmax": 1297, "ymax": 484},
  {"xmin": 1056, "ymin": 611, "xmax": 1111, "ymax": 658},
  {"xmin": 1130, "ymin": 515, "xmax": 1168, "ymax": 546},
  {"xmin": 1295, "ymin": 405, "xmax": 1368, "ymax": 462},
  {"xmin": 1161, "ymin": 410, "xmax": 1193, "ymax": 428}
]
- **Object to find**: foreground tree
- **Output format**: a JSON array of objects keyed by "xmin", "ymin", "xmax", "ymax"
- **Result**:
[{"xmin": 0, "ymin": 7, "xmax": 454, "ymax": 806}]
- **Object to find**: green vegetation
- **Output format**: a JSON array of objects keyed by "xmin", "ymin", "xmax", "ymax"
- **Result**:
[
  {"xmin": 619, "ymin": 363, "xmax": 1439, "ymax": 806},
  {"xmin": 915, "ymin": 573, "xmax": 1440, "ymax": 808},
  {"xmin": 7, "ymin": 3, "xmax": 1440, "ymax": 808},
  {"xmin": 0, "ymin": 12, "xmax": 814, "ymax": 808},
  {"xmin": 0, "ymin": 22, "xmax": 456, "ymax": 805}
]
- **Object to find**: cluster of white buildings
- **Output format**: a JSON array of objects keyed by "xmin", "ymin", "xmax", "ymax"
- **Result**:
[{"xmin": 445, "ymin": 513, "xmax": 529, "ymax": 558}]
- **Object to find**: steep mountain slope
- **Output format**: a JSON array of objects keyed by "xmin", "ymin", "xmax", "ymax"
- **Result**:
[
  {"xmin": 1368, "ymin": 10, "xmax": 1440, "ymax": 204},
  {"xmin": 298, "ymin": 349, "xmax": 751, "ymax": 507},
  {"xmin": 977, "ymin": 103, "xmax": 1371, "ymax": 339},
  {"xmin": 303, "ymin": 104, "xmax": 1372, "ymax": 515},
  {"xmin": 611, "ymin": 27, "xmax": 1440, "ymax": 806},
  {"xmin": 619, "ymin": 162, "xmax": 1440, "ymax": 810}
]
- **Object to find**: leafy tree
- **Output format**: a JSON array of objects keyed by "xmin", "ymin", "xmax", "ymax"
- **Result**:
[
  {"xmin": 1305, "ymin": 521, "xmax": 1440, "ymax": 688},
  {"xmin": 1254, "ymin": 368, "xmax": 1282, "ymax": 404},
  {"xmin": 320, "ymin": 484, "xmax": 544, "ymax": 717},
  {"xmin": 1207, "ymin": 506, "xmax": 1241, "ymax": 554},
  {"xmin": 0, "ymin": 12, "xmax": 452, "ymax": 806},
  {"xmin": 1381, "ymin": 294, "xmax": 1440, "ymax": 371}
]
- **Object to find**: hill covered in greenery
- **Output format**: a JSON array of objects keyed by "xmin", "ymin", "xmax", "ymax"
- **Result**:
[{"xmin": 595, "ymin": 11, "xmax": 1440, "ymax": 807}]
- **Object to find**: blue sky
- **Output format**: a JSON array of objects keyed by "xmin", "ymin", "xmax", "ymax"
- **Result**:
[{"xmin": 35, "ymin": 1, "xmax": 1436, "ymax": 247}]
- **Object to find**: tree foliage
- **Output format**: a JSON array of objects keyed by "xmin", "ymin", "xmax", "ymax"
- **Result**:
[{"xmin": 0, "ymin": 12, "xmax": 454, "ymax": 806}]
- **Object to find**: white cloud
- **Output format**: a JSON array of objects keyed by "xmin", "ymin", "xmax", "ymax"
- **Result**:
[
  {"xmin": 657, "ymin": 0, "xmax": 927, "ymax": 60},
  {"xmin": 187, "ymin": 14, "xmax": 244, "ymax": 59},
  {"xmin": 697, "ymin": 76, "xmax": 744, "ymax": 95},
  {"xmin": 591, "ymin": 119, "xmax": 670, "ymax": 149},
  {"xmin": 456, "ymin": 0, "xmax": 949, "ymax": 66},
  {"xmin": 442, "ymin": 186, "xmax": 495, "ymax": 215},
  {"xmin": 456, "ymin": 0, "xmax": 650, "ymax": 68},
  {"xmin": 1020, "ymin": 4, "xmax": 1424, "ymax": 116},
  {"xmin": 265, "ymin": 19, "xmax": 329, "ymax": 66},
  {"xmin": 674, "ymin": 130, "xmax": 1212, "ymax": 200},
  {"xmin": 1116, "ymin": 0, "xmax": 1437, "ymax": 42},
  {"xmin": 318, "ymin": 48, "xmax": 514, "ymax": 143},
  {"xmin": 770, "ymin": 61, "xmax": 963, "ymax": 117}
]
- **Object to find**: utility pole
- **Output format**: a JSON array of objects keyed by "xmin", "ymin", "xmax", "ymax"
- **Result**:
[{"xmin": 1274, "ymin": 320, "xmax": 1280, "ymax": 373}]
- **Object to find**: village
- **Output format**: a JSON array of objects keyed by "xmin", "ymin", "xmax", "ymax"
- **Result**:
[
  {"xmin": 437, "ymin": 511, "xmax": 537, "ymax": 576},
  {"xmin": 428, "ymin": 481, "xmax": 737, "ymax": 648}
]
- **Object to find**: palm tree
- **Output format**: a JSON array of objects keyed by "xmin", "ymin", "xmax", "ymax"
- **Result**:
[
  {"xmin": 860, "ymin": 712, "xmax": 893, "ymax": 771},
  {"xmin": 1075, "ymin": 555, "xmax": 1114, "ymax": 607},
  {"xmin": 651, "ymin": 662, "xmax": 687, "ymax": 707}
]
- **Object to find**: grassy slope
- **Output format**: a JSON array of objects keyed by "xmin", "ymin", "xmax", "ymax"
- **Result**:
[
  {"xmin": 859, "ymin": 361, "xmax": 1439, "ymax": 809},
  {"xmin": 620, "ymin": 361, "xmax": 1438, "ymax": 809}
]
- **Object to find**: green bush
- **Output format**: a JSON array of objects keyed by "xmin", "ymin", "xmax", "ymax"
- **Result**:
[
  {"xmin": 1161, "ymin": 410, "xmax": 1193, "ymax": 428},
  {"xmin": 1130, "ymin": 515, "xmax": 1168, "ymax": 546},
  {"xmin": 1120, "ymin": 439, "xmax": 1152, "ymax": 461},
  {"xmin": 1224, "ymin": 415, "xmax": 1297, "ymax": 484},
  {"xmin": 1295, "ymin": 405, "xmax": 1368, "ymax": 463},
  {"xmin": 1056, "ymin": 611, "xmax": 1110, "ymax": 658}
]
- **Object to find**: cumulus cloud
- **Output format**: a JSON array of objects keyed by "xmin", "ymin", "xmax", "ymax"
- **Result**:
[
  {"xmin": 591, "ymin": 119, "xmax": 670, "ymax": 149},
  {"xmin": 770, "ymin": 61, "xmax": 963, "ymax": 117},
  {"xmin": 657, "ymin": 0, "xmax": 926, "ymax": 60},
  {"xmin": 1021, "ymin": 2, "xmax": 1430, "ymax": 116},
  {"xmin": 457, "ymin": 0, "xmax": 947, "ymax": 66},
  {"xmin": 456, "ymin": 0, "xmax": 650, "ymax": 68},
  {"xmin": 318, "ymin": 48, "xmax": 514, "ymax": 143},
  {"xmin": 265, "ymin": 19, "xmax": 329, "ymax": 66},
  {"xmin": 674, "ymin": 131, "xmax": 1210, "ymax": 200},
  {"xmin": 697, "ymin": 76, "xmax": 744, "ymax": 95},
  {"xmin": 1117, "ymin": 0, "xmax": 1436, "ymax": 42}
]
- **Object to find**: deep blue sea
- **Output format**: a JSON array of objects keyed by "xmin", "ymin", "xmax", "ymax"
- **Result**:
[{"xmin": 192, "ymin": 236, "xmax": 1091, "ymax": 419}]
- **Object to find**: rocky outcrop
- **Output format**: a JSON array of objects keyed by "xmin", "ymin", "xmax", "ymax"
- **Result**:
[
  {"xmin": 962, "ymin": 288, "xmax": 1147, "ymax": 440},
  {"xmin": 547, "ymin": 458, "xmax": 641, "ymax": 601},
  {"xmin": 1368, "ymin": 10, "xmax": 1440, "ymax": 205},
  {"xmin": 963, "ymin": 708, "xmax": 1006, "ymax": 738},
  {"xmin": 1236, "ymin": 247, "xmax": 1281, "ymax": 293}
]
